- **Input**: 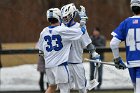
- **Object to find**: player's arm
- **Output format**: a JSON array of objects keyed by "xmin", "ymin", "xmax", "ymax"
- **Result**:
[
  {"xmin": 80, "ymin": 28, "xmax": 100, "ymax": 60},
  {"xmin": 110, "ymin": 37, "xmax": 126, "ymax": 69},
  {"xmin": 86, "ymin": 43, "xmax": 100, "ymax": 60},
  {"xmin": 110, "ymin": 21, "xmax": 127, "ymax": 69},
  {"xmin": 110, "ymin": 37, "xmax": 121, "ymax": 59},
  {"xmin": 78, "ymin": 5, "xmax": 100, "ymax": 60},
  {"xmin": 36, "ymin": 30, "xmax": 44, "ymax": 56},
  {"xmin": 58, "ymin": 26, "xmax": 86, "ymax": 40},
  {"xmin": 78, "ymin": 5, "xmax": 88, "ymax": 27}
]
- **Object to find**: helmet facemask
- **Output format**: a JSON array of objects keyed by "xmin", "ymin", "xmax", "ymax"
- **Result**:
[
  {"xmin": 62, "ymin": 13, "xmax": 73, "ymax": 24},
  {"xmin": 61, "ymin": 3, "xmax": 78, "ymax": 26}
]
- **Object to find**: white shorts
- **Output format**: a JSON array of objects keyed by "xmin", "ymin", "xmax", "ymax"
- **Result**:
[
  {"xmin": 45, "ymin": 64, "xmax": 70, "ymax": 85},
  {"xmin": 68, "ymin": 63, "xmax": 86, "ymax": 89}
]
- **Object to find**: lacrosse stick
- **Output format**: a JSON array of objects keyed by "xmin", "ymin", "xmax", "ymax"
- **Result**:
[
  {"xmin": 84, "ymin": 58, "xmax": 117, "ymax": 66},
  {"xmin": 85, "ymin": 58, "xmax": 128, "ymax": 70},
  {"xmin": 87, "ymin": 59, "xmax": 100, "ymax": 90}
]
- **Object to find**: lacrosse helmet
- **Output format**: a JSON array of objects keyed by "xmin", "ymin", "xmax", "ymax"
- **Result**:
[
  {"xmin": 46, "ymin": 8, "xmax": 61, "ymax": 23},
  {"xmin": 130, "ymin": 0, "xmax": 140, "ymax": 15},
  {"xmin": 61, "ymin": 3, "xmax": 78, "ymax": 25},
  {"xmin": 131, "ymin": 0, "xmax": 140, "ymax": 7}
]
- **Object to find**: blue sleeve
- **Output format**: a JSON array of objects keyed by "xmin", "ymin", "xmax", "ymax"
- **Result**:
[{"xmin": 111, "ymin": 21, "xmax": 126, "ymax": 41}]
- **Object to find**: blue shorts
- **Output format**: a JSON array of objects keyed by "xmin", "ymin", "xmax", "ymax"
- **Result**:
[{"xmin": 129, "ymin": 67, "xmax": 140, "ymax": 84}]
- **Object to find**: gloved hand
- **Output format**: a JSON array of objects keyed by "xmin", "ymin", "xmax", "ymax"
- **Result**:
[
  {"xmin": 39, "ymin": 50, "xmax": 44, "ymax": 57},
  {"xmin": 91, "ymin": 51, "xmax": 101, "ymax": 67},
  {"xmin": 78, "ymin": 5, "xmax": 88, "ymax": 26},
  {"xmin": 91, "ymin": 51, "xmax": 100, "ymax": 60},
  {"xmin": 113, "ymin": 57, "xmax": 127, "ymax": 70}
]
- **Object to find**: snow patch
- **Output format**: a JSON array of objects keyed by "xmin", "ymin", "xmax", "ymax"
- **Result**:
[{"xmin": 0, "ymin": 63, "xmax": 133, "ymax": 91}]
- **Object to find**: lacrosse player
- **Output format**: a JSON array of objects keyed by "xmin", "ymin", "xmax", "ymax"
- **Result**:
[
  {"xmin": 110, "ymin": 0, "xmax": 140, "ymax": 93},
  {"xmin": 61, "ymin": 3, "xmax": 100, "ymax": 93},
  {"xmin": 36, "ymin": 8, "xmax": 86, "ymax": 93}
]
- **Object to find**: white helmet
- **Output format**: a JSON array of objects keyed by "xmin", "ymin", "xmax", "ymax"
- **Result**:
[
  {"xmin": 131, "ymin": 0, "xmax": 140, "ymax": 7},
  {"xmin": 61, "ymin": 3, "xmax": 78, "ymax": 24},
  {"xmin": 46, "ymin": 8, "xmax": 61, "ymax": 22}
]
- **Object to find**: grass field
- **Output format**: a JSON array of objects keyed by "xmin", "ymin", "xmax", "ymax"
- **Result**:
[{"xmin": 0, "ymin": 90, "xmax": 133, "ymax": 93}]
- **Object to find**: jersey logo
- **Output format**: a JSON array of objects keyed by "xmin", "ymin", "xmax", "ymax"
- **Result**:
[
  {"xmin": 49, "ymin": 30, "xmax": 52, "ymax": 34},
  {"xmin": 44, "ymin": 35, "xmax": 63, "ymax": 52},
  {"xmin": 133, "ymin": 19, "xmax": 138, "ymax": 24}
]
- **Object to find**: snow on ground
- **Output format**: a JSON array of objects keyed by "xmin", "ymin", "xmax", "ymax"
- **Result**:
[{"xmin": 0, "ymin": 63, "xmax": 133, "ymax": 91}]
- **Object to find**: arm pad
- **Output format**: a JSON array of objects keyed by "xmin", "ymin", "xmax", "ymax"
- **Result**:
[
  {"xmin": 86, "ymin": 43, "xmax": 96, "ymax": 53},
  {"xmin": 110, "ymin": 37, "xmax": 121, "ymax": 58}
]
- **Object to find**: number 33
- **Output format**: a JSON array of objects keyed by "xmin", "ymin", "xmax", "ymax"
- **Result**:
[{"xmin": 44, "ymin": 35, "xmax": 63, "ymax": 52}]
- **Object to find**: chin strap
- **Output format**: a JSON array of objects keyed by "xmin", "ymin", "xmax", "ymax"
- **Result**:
[{"xmin": 65, "ymin": 18, "xmax": 74, "ymax": 27}]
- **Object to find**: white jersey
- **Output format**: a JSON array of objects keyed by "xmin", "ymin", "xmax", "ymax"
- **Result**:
[
  {"xmin": 62, "ymin": 23, "xmax": 92, "ymax": 63},
  {"xmin": 36, "ymin": 25, "xmax": 84, "ymax": 68}
]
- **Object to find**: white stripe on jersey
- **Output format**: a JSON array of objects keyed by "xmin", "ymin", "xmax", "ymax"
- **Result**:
[{"xmin": 127, "ymin": 60, "xmax": 140, "ymax": 68}]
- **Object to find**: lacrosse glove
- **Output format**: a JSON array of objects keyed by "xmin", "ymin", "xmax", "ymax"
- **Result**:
[
  {"xmin": 91, "ymin": 51, "xmax": 101, "ymax": 66},
  {"xmin": 78, "ymin": 5, "xmax": 88, "ymax": 27},
  {"xmin": 113, "ymin": 57, "xmax": 127, "ymax": 70}
]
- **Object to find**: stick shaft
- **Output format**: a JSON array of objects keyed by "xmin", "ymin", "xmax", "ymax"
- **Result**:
[{"xmin": 84, "ymin": 58, "xmax": 117, "ymax": 66}]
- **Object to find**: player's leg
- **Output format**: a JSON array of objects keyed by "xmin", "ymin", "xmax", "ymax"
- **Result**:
[
  {"xmin": 55, "ymin": 64, "xmax": 70, "ymax": 93},
  {"xmin": 39, "ymin": 72, "xmax": 45, "ymax": 92},
  {"xmin": 70, "ymin": 64, "xmax": 87, "ymax": 93},
  {"xmin": 37, "ymin": 55, "xmax": 46, "ymax": 92},
  {"xmin": 97, "ymin": 64, "xmax": 103, "ymax": 89},
  {"xmin": 90, "ymin": 62, "xmax": 95, "ymax": 80},
  {"xmin": 135, "ymin": 67, "xmax": 140, "ymax": 93},
  {"xmin": 79, "ymin": 88, "xmax": 87, "ymax": 93},
  {"xmin": 68, "ymin": 64, "xmax": 75, "ymax": 89},
  {"xmin": 128, "ymin": 68, "xmax": 136, "ymax": 92},
  {"xmin": 45, "ymin": 85, "xmax": 57, "ymax": 93},
  {"xmin": 58, "ymin": 83, "xmax": 70, "ymax": 93},
  {"xmin": 45, "ymin": 68, "xmax": 56, "ymax": 93}
]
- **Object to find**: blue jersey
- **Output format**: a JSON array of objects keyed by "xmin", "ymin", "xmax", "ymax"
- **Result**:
[{"xmin": 112, "ymin": 16, "xmax": 140, "ymax": 67}]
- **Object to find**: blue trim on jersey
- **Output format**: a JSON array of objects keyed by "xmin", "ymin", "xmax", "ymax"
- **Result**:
[
  {"xmin": 81, "ymin": 26, "xmax": 86, "ymax": 34},
  {"xmin": 59, "ymin": 62, "xmax": 69, "ymax": 82},
  {"xmin": 58, "ymin": 62, "xmax": 68, "ymax": 66},
  {"xmin": 68, "ymin": 62, "xmax": 80, "ymax": 64},
  {"xmin": 64, "ymin": 65, "xmax": 70, "ymax": 82},
  {"xmin": 129, "ymin": 67, "xmax": 140, "ymax": 84},
  {"xmin": 48, "ymin": 26, "xmax": 57, "ymax": 28},
  {"xmin": 65, "ymin": 19, "xmax": 75, "ymax": 27},
  {"xmin": 69, "ymin": 22, "xmax": 76, "ymax": 27},
  {"xmin": 58, "ymin": 62, "xmax": 69, "ymax": 82}
]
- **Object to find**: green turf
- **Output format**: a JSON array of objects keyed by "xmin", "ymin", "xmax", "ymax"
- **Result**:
[
  {"xmin": 88, "ymin": 90, "xmax": 133, "ymax": 93},
  {"xmin": 0, "ymin": 90, "xmax": 133, "ymax": 93}
]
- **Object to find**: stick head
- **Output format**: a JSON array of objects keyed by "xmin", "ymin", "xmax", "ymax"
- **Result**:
[{"xmin": 87, "ymin": 79, "xmax": 99, "ymax": 90}]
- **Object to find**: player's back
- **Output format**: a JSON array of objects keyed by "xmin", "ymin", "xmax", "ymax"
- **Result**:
[
  {"xmin": 37, "ymin": 25, "xmax": 83, "ymax": 68},
  {"xmin": 112, "ymin": 16, "xmax": 140, "ymax": 67}
]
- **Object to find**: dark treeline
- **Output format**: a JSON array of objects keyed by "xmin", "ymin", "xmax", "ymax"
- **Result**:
[{"xmin": 0, "ymin": 0, "xmax": 131, "ymax": 43}]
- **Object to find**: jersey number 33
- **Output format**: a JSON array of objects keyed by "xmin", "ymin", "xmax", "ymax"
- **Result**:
[{"xmin": 44, "ymin": 35, "xmax": 63, "ymax": 52}]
